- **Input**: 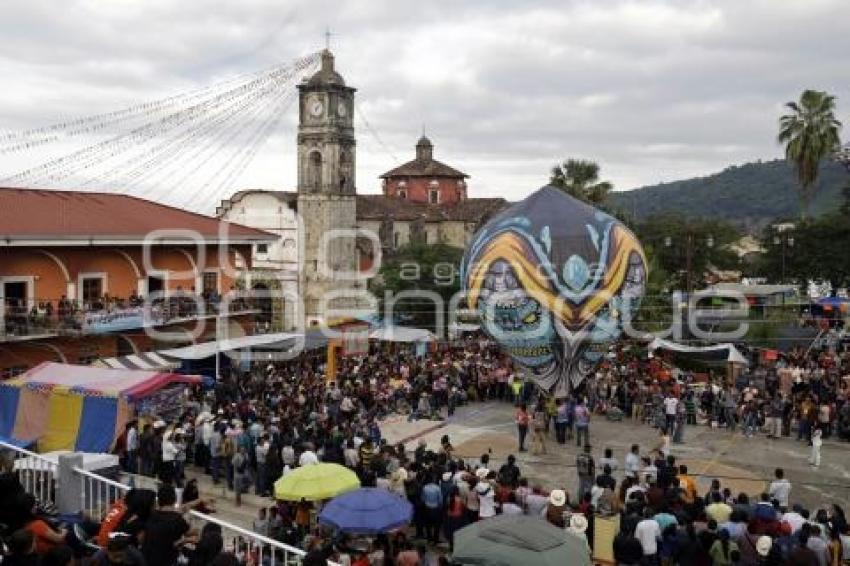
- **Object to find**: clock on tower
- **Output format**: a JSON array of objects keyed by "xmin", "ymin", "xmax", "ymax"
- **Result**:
[{"xmin": 297, "ymin": 49, "xmax": 356, "ymax": 195}]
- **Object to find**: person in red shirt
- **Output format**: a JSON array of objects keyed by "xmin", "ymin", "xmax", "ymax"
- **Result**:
[
  {"xmin": 19, "ymin": 494, "xmax": 67, "ymax": 556},
  {"xmin": 95, "ymin": 495, "xmax": 129, "ymax": 547},
  {"xmin": 515, "ymin": 403, "xmax": 530, "ymax": 452}
]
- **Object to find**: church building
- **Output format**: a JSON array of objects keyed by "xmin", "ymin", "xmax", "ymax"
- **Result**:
[{"xmin": 217, "ymin": 49, "xmax": 507, "ymax": 329}]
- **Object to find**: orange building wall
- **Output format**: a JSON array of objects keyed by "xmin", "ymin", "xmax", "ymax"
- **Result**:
[
  {"xmin": 1, "ymin": 243, "xmax": 258, "ymax": 375},
  {"xmin": 0, "ymin": 250, "xmax": 70, "ymax": 303},
  {"xmin": 0, "ymin": 244, "xmax": 250, "ymax": 305}
]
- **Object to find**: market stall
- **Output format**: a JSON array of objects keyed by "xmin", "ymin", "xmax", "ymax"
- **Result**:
[{"xmin": 0, "ymin": 362, "xmax": 202, "ymax": 452}]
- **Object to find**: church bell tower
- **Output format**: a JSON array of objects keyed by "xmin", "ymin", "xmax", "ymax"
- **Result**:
[{"xmin": 297, "ymin": 49, "xmax": 358, "ymax": 325}]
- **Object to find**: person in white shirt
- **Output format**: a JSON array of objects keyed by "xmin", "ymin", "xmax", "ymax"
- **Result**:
[
  {"xmin": 768, "ymin": 468, "xmax": 791, "ymax": 511},
  {"xmin": 255, "ymin": 436, "xmax": 270, "ymax": 496},
  {"xmin": 782, "ymin": 505, "xmax": 806, "ymax": 533},
  {"xmin": 125, "ymin": 421, "xmax": 139, "ymax": 474},
  {"xmin": 663, "ymin": 394, "xmax": 678, "ymax": 435},
  {"xmin": 635, "ymin": 509, "xmax": 661, "ymax": 560},
  {"xmin": 343, "ymin": 439, "xmax": 359, "ymax": 468},
  {"xmin": 160, "ymin": 429, "xmax": 178, "ymax": 484},
  {"xmin": 641, "ymin": 457, "xmax": 658, "ymax": 485},
  {"xmin": 599, "ymin": 447, "xmax": 619, "ymax": 473},
  {"xmin": 476, "ymin": 479, "xmax": 496, "ymax": 518},
  {"xmin": 810, "ymin": 428, "xmax": 823, "ymax": 467},
  {"xmin": 590, "ymin": 479, "xmax": 605, "ymax": 508},
  {"xmin": 625, "ymin": 444, "xmax": 641, "ymax": 479},
  {"xmin": 299, "ymin": 448, "xmax": 319, "ymax": 467}
]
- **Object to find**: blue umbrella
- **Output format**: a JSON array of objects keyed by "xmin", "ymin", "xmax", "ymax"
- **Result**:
[{"xmin": 318, "ymin": 488, "xmax": 413, "ymax": 535}]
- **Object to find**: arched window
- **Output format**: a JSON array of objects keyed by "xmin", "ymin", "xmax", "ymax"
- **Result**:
[
  {"xmin": 398, "ymin": 188, "xmax": 407, "ymax": 199},
  {"xmin": 308, "ymin": 151, "xmax": 322, "ymax": 190},
  {"xmin": 339, "ymin": 150, "xmax": 353, "ymax": 192}
]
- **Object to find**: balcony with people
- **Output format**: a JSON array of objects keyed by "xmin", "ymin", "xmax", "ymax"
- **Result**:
[{"xmin": 0, "ymin": 287, "xmax": 257, "ymax": 340}]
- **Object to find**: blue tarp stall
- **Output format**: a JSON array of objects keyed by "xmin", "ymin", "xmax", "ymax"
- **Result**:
[
  {"xmin": 76, "ymin": 395, "xmax": 120, "ymax": 453},
  {"xmin": 0, "ymin": 384, "xmax": 21, "ymax": 440}
]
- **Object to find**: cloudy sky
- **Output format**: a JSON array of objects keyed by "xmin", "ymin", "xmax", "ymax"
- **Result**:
[{"xmin": 0, "ymin": 0, "xmax": 848, "ymax": 211}]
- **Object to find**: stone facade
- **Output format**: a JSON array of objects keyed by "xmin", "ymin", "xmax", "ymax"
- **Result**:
[{"xmin": 296, "ymin": 50, "xmax": 360, "ymax": 326}]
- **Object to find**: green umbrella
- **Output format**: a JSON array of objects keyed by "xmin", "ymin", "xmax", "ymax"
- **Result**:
[{"xmin": 452, "ymin": 515, "xmax": 591, "ymax": 566}]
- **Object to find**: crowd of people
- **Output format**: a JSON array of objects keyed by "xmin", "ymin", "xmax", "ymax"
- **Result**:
[{"xmin": 3, "ymin": 333, "xmax": 850, "ymax": 565}]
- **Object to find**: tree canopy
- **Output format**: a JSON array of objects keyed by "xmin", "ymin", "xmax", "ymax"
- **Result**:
[
  {"xmin": 777, "ymin": 89, "xmax": 842, "ymax": 218},
  {"xmin": 550, "ymin": 158, "xmax": 613, "ymax": 206},
  {"xmin": 370, "ymin": 242, "xmax": 464, "ymax": 330}
]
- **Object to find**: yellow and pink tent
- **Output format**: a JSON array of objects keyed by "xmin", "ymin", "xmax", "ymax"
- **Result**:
[{"xmin": 0, "ymin": 362, "xmax": 202, "ymax": 452}]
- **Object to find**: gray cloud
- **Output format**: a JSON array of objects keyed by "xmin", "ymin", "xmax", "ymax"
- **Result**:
[{"xmin": 0, "ymin": 0, "xmax": 848, "ymax": 211}]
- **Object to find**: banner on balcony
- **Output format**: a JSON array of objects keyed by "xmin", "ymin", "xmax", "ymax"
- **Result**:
[{"xmin": 82, "ymin": 306, "xmax": 165, "ymax": 333}]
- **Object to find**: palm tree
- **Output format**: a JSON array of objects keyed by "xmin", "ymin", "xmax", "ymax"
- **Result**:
[
  {"xmin": 550, "ymin": 158, "xmax": 613, "ymax": 205},
  {"xmin": 777, "ymin": 89, "xmax": 842, "ymax": 218}
]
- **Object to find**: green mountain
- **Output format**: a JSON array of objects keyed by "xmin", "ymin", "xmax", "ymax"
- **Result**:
[{"xmin": 611, "ymin": 159, "xmax": 848, "ymax": 230}]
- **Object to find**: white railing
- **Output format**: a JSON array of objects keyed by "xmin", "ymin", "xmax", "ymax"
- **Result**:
[
  {"xmin": 190, "ymin": 510, "xmax": 311, "ymax": 566},
  {"xmin": 0, "ymin": 439, "xmax": 331, "ymax": 565},
  {"xmin": 0, "ymin": 439, "xmax": 57, "ymax": 505},
  {"xmin": 74, "ymin": 465, "xmax": 129, "ymax": 519}
]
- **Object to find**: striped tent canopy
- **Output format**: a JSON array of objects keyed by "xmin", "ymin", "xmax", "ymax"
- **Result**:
[
  {"xmin": 93, "ymin": 352, "xmax": 179, "ymax": 371},
  {"xmin": 0, "ymin": 362, "xmax": 202, "ymax": 453}
]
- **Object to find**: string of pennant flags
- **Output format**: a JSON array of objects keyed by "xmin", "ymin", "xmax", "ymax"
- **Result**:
[
  {"xmin": 0, "ymin": 52, "xmax": 319, "ymax": 211},
  {"xmin": 79, "ymin": 66, "xmax": 301, "ymax": 192}
]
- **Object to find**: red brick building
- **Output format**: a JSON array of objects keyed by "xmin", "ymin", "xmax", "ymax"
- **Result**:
[
  {"xmin": 380, "ymin": 136, "xmax": 469, "ymax": 205},
  {"xmin": 0, "ymin": 188, "xmax": 275, "ymax": 376}
]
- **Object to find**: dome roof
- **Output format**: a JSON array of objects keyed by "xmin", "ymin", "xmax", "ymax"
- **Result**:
[
  {"xmin": 307, "ymin": 49, "xmax": 346, "ymax": 86},
  {"xmin": 416, "ymin": 135, "xmax": 433, "ymax": 148}
]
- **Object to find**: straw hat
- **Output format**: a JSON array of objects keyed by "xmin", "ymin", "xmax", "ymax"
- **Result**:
[
  {"xmin": 549, "ymin": 489, "xmax": 566, "ymax": 507},
  {"xmin": 391, "ymin": 468, "xmax": 408, "ymax": 482},
  {"xmin": 756, "ymin": 536, "xmax": 773, "ymax": 557},
  {"xmin": 569, "ymin": 513, "xmax": 588, "ymax": 534}
]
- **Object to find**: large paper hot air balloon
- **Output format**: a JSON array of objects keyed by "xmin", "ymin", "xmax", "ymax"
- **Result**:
[{"xmin": 461, "ymin": 186, "xmax": 647, "ymax": 395}]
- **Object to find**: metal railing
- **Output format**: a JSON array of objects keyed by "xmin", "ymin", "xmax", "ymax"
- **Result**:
[
  {"xmin": 0, "ymin": 440, "xmax": 57, "ymax": 505},
  {"xmin": 0, "ymin": 294, "xmax": 259, "ymax": 339},
  {"xmin": 74, "ymin": 465, "xmax": 129, "ymax": 519},
  {"xmin": 189, "ymin": 510, "xmax": 310, "ymax": 566},
  {"xmin": 0, "ymin": 439, "xmax": 337, "ymax": 565}
]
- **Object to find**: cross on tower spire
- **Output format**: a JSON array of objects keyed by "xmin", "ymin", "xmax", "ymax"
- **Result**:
[{"xmin": 324, "ymin": 26, "xmax": 333, "ymax": 50}]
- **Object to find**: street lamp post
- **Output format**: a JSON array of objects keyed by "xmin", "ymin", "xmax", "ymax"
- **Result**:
[
  {"xmin": 773, "ymin": 233, "xmax": 795, "ymax": 283},
  {"xmin": 666, "ymin": 232, "xmax": 713, "ymax": 296}
]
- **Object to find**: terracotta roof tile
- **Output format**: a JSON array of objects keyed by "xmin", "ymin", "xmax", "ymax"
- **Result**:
[
  {"xmin": 0, "ymin": 187, "xmax": 275, "ymax": 242},
  {"xmin": 379, "ymin": 157, "xmax": 469, "ymax": 179}
]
